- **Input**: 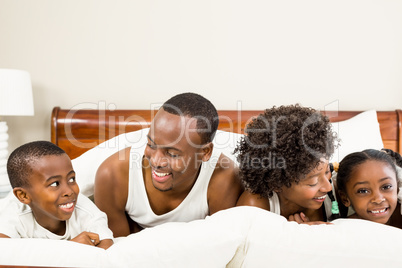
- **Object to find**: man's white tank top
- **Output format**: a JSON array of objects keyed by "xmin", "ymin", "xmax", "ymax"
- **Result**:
[{"xmin": 125, "ymin": 144, "xmax": 221, "ymax": 228}]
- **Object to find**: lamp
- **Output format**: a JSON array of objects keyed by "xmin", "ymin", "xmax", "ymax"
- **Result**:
[{"xmin": 0, "ymin": 69, "xmax": 34, "ymax": 196}]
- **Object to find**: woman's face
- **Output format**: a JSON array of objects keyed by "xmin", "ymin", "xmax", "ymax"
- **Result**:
[
  {"xmin": 279, "ymin": 159, "xmax": 332, "ymax": 211},
  {"xmin": 342, "ymin": 160, "xmax": 398, "ymax": 224}
]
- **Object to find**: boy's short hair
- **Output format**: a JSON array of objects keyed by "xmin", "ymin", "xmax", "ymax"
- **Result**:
[
  {"xmin": 7, "ymin": 141, "xmax": 66, "ymax": 188},
  {"xmin": 235, "ymin": 104, "xmax": 337, "ymax": 198},
  {"xmin": 162, "ymin": 92, "xmax": 219, "ymax": 144}
]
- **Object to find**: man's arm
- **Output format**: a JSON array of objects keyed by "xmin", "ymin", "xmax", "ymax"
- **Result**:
[
  {"xmin": 0, "ymin": 233, "xmax": 10, "ymax": 238},
  {"xmin": 207, "ymin": 153, "xmax": 244, "ymax": 215},
  {"xmin": 94, "ymin": 147, "xmax": 132, "ymax": 237}
]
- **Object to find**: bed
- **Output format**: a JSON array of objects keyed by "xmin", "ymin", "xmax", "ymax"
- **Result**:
[{"xmin": 1, "ymin": 107, "xmax": 402, "ymax": 268}]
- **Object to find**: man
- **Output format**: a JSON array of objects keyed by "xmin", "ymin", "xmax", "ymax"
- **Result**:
[{"xmin": 94, "ymin": 93, "xmax": 243, "ymax": 237}]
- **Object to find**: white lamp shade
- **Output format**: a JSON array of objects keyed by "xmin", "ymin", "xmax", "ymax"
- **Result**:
[{"xmin": 0, "ymin": 69, "xmax": 34, "ymax": 116}]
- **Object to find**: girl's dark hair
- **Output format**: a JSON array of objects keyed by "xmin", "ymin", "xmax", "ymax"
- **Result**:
[
  {"xmin": 235, "ymin": 104, "xmax": 337, "ymax": 198},
  {"xmin": 382, "ymin": 148, "xmax": 402, "ymax": 168}
]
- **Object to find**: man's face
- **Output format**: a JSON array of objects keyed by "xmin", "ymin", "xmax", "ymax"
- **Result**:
[{"xmin": 144, "ymin": 109, "xmax": 210, "ymax": 192}]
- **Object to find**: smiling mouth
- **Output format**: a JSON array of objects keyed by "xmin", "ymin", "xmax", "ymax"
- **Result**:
[
  {"xmin": 369, "ymin": 208, "xmax": 389, "ymax": 214},
  {"xmin": 154, "ymin": 171, "xmax": 171, "ymax": 177},
  {"xmin": 59, "ymin": 202, "xmax": 74, "ymax": 209},
  {"xmin": 152, "ymin": 170, "xmax": 172, "ymax": 184},
  {"xmin": 313, "ymin": 195, "xmax": 326, "ymax": 200},
  {"xmin": 58, "ymin": 201, "xmax": 75, "ymax": 214}
]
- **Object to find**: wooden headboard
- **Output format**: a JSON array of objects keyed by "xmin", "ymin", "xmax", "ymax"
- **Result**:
[{"xmin": 51, "ymin": 107, "xmax": 402, "ymax": 160}]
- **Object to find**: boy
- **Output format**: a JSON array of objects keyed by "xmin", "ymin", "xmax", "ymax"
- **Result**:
[
  {"xmin": 0, "ymin": 141, "xmax": 113, "ymax": 249},
  {"xmin": 95, "ymin": 92, "xmax": 244, "ymax": 236}
]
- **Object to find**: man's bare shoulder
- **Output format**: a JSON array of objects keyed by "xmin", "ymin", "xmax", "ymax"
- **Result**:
[
  {"xmin": 95, "ymin": 147, "xmax": 132, "ymax": 198},
  {"xmin": 208, "ymin": 153, "xmax": 240, "ymax": 187},
  {"xmin": 207, "ymin": 152, "xmax": 243, "ymax": 214},
  {"xmin": 214, "ymin": 152, "xmax": 237, "ymax": 175},
  {"xmin": 236, "ymin": 190, "xmax": 271, "ymax": 211},
  {"xmin": 96, "ymin": 147, "xmax": 131, "ymax": 181}
]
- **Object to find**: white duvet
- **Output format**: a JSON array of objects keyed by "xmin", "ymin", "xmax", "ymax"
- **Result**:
[{"xmin": 1, "ymin": 206, "xmax": 402, "ymax": 267}]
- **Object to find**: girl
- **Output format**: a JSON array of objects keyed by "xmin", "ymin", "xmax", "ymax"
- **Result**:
[
  {"xmin": 336, "ymin": 149, "xmax": 402, "ymax": 228},
  {"xmin": 235, "ymin": 104, "xmax": 339, "ymax": 223}
]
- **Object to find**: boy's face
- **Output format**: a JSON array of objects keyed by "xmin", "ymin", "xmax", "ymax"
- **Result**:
[
  {"xmin": 23, "ymin": 154, "xmax": 79, "ymax": 231},
  {"xmin": 278, "ymin": 160, "xmax": 332, "ymax": 211},
  {"xmin": 144, "ymin": 109, "xmax": 211, "ymax": 192},
  {"xmin": 342, "ymin": 160, "xmax": 397, "ymax": 224}
]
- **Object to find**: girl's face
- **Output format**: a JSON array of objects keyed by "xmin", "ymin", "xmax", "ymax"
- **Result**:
[
  {"xmin": 342, "ymin": 160, "xmax": 398, "ymax": 224},
  {"xmin": 279, "ymin": 159, "xmax": 332, "ymax": 211}
]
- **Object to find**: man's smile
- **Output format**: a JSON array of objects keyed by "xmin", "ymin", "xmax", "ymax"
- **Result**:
[{"xmin": 152, "ymin": 170, "xmax": 172, "ymax": 183}]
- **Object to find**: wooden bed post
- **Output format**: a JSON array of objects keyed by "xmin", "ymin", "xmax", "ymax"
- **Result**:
[
  {"xmin": 51, "ymin": 106, "xmax": 60, "ymax": 146},
  {"xmin": 396, "ymin": 109, "xmax": 402, "ymax": 153}
]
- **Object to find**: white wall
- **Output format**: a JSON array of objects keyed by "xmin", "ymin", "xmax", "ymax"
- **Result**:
[{"xmin": 1, "ymin": 0, "xmax": 402, "ymax": 154}]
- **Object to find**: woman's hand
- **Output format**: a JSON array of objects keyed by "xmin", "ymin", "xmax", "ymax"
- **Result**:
[{"xmin": 288, "ymin": 212, "xmax": 332, "ymax": 225}]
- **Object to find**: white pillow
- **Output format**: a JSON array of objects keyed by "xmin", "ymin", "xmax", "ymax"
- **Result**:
[
  {"xmin": 330, "ymin": 110, "xmax": 384, "ymax": 163},
  {"xmin": 72, "ymin": 128, "xmax": 149, "ymax": 197},
  {"xmin": 212, "ymin": 130, "xmax": 244, "ymax": 163}
]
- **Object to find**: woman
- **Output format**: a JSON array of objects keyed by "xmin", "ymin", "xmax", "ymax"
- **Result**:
[{"xmin": 236, "ymin": 104, "xmax": 338, "ymax": 223}]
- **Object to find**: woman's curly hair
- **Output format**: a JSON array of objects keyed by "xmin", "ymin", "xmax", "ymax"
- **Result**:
[{"xmin": 235, "ymin": 104, "xmax": 337, "ymax": 198}]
